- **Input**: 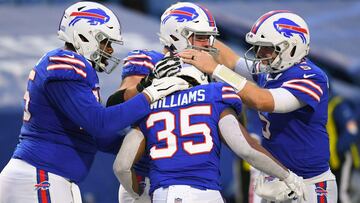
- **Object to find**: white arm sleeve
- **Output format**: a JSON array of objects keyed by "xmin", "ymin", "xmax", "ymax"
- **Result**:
[
  {"xmin": 219, "ymin": 114, "xmax": 289, "ymax": 180},
  {"xmin": 268, "ymin": 88, "xmax": 306, "ymax": 113},
  {"xmin": 113, "ymin": 128, "xmax": 144, "ymax": 199},
  {"xmin": 233, "ymin": 58, "xmax": 254, "ymax": 82}
]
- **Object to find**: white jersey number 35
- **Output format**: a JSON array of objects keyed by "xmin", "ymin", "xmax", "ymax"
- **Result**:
[{"xmin": 146, "ymin": 105, "xmax": 213, "ymax": 159}]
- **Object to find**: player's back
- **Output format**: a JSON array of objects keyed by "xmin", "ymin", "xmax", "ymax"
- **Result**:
[
  {"xmin": 138, "ymin": 82, "xmax": 242, "ymax": 194},
  {"xmin": 13, "ymin": 48, "xmax": 100, "ymax": 183}
]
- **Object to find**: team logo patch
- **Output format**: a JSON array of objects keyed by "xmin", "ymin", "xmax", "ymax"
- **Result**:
[
  {"xmin": 299, "ymin": 65, "xmax": 311, "ymax": 70},
  {"xmin": 69, "ymin": 8, "xmax": 110, "ymax": 26},
  {"xmin": 264, "ymin": 176, "xmax": 276, "ymax": 182},
  {"xmin": 273, "ymin": 18, "xmax": 308, "ymax": 44},
  {"xmin": 162, "ymin": 6, "xmax": 199, "ymax": 24},
  {"xmin": 174, "ymin": 197, "xmax": 183, "ymax": 203},
  {"xmin": 315, "ymin": 186, "xmax": 328, "ymax": 197},
  {"xmin": 34, "ymin": 181, "xmax": 51, "ymax": 191}
]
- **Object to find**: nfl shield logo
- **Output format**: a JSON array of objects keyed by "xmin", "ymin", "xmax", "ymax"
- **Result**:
[{"xmin": 174, "ymin": 197, "xmax": 182, "ymax": 203}]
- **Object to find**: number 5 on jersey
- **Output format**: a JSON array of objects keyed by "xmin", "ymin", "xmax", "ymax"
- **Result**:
[{"xmin": 146, "ymin": 105, "xmax": 213, "ymax": 159}]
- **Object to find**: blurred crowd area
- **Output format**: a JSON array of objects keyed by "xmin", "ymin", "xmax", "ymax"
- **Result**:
[{"xmin": 1, "ymin": 0, "xmax": 360, "ymax": 202}]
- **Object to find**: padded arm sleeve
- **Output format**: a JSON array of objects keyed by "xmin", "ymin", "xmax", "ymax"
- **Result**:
[
  {"xmin": 268, "ymin": 88, "xmax": 306, "ymax": 113},
  {"xmin": 45, "ymin": 80, "xmax": 150, "ymax": 143},
  {"xmin": 219, "ymin": 114, "xmax": 289, "ymax": 180},
  {"xmin": 113, "ymin": 129, "xmax": 144, "ymax": 199},
  {"xmin": 233, "ymin": 58, "xmax": 255, "ymax": 82}
]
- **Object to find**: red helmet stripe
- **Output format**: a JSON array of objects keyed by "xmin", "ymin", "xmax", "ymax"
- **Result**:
[{"xmin": 251, "ymin": 10, "xmax": 291, "ymax": 34}]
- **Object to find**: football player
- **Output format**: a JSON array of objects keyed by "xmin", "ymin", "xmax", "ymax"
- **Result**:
[
  {"xmin": 179, "ymin": 10, "xmax": 337, "ymax": 202},
  {"xmin": 114, "ymin": 63, "xmax": 306, "ymax": 203}
]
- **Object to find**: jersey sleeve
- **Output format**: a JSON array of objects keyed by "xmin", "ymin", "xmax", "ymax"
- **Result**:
[
  {"xmin": 121, "ymin": 50, "xmax": 164, "ymax": 79},
  {"xmin": 280, "ymin": 74, "xmax": 327, "ymax": 110},
  {"xmin": 46, "ymin": 54, "xmax": 91, "ymax": 81},
  {"xmin": 213, "ymin": 83, "xmax": 243, "ymax": 115},
  {"xmin": 44, "ymin": 80, "xmax": 151, "ymax": 145}
]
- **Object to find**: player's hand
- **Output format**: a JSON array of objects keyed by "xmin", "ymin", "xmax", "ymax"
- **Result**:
[
  {"xmin": 153, "ymin": 56, "xmax": 181, "ymax": 78},
  {"xmin": 283, "ymin": 170, "xmax": 307, "ymax": 201},
  {"xmin": 255, "ymin": 173, "xmax": 295, "ymax": 202},
  {"xmin": 142, "ymin": 77, "xmax": 190, "ymax": 103},
  {"xmin": 178, "ymin": 49, "xmax": 218, "ymax": 75}
]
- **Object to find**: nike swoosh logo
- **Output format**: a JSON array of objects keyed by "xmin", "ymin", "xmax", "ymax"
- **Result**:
[
  {"xmin": 303, "ymin": 74, "xmax": 316, "ymax": 78},
  {"xmin": 63, "ymin": 54, "xmax": 75, "ymax": 58},
  {"xmin": 153, "ymin": 82, "xmax": 164, "ymax": 87}
]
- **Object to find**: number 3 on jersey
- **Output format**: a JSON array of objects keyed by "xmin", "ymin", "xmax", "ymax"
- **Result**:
[
  {"xmin": 258, "ymin": 111, "xmax": 271, "ymax": 139},
  {"xmin": 23, "ymin": 70, "xmax": 36, "ymax": 121},
  {"xmin": 146, "ymin": 105, "xmax": 213, "ymax": 159}
]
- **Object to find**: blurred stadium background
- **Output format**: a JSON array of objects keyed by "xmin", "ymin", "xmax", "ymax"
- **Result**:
[{"xmin": 0, "ymin": 0, "xmax": 359, "ymax": 202}]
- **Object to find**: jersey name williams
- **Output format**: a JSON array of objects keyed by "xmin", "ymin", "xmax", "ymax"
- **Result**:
[{"xmin": 150, "ymin": 89, "xmax": 206, "ymax": 110}]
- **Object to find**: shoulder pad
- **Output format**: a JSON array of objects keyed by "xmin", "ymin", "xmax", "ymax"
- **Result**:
[
  {"xmin": 122, "ymin": 50, "xmax": 164, "ymax": 78},
  {"xmin": 211, "ymin": 83, "xmax": 243, "ymax": 115},
  {"xmin": 39, "ymin": 49, "xmax": 98, "ymax": 89},
  {"xmin": 281, "ymin": 60, "xmax": 328, "ymax": 106}
]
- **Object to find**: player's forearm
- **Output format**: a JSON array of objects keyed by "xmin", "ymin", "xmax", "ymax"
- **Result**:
[
  {"xmin": 99, "ymin": 94, "xmax": 150, "ymax": 137},
  {"xmin": 45, "ymin": 80, "xmax": 151, "ymax": 141},
  {"xmin": 113, "ymin": 129, "xmax": 144, "ymax": 198},
  {"xmin": 238, "ymin": 83, "xmax": 275, "ymax": 112},
  {"xmin": 124, "ymin": 86, "xmax": 141, "ymax": 101},
  {"xmin": 219, "ymin": 115, "xmax": 289, "ymax": 180}
]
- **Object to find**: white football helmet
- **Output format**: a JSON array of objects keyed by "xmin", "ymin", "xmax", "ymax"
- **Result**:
[
  {"xmin": 176, "ymin": 63, "xmax": 209, "ymax": 86},
  {"xmin": 159, "ymin": 2, "xmax": 219, "ymax": 54},
  {"xmin": 244, "ymin": 10, "xmax": 310, "ymax": 74},
  {"xmin": 58, "ymin": 1, "xmax": 123, "ymax": 73}
]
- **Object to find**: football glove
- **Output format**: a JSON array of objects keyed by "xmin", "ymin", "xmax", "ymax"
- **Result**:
[
  {"xmin": 283, "ymin": 170, "xmax": 307, "ymax": 201},
  {"xmin": 153, "ymin": 56, "xmax": 181, "ymax": 79},
  {"xmin": 255, "ymin": 172, "xmax": 307, "ymax": 202},
  {"xmin": 255, "ymin": 173, "xmax": 293, "ymax": 201},
  {"xmin": 142, "ymin": 76, "xmax": 190, "ymax": 103}
]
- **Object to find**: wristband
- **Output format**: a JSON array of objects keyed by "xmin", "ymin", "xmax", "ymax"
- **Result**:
[{"xmin": 212, "ymin": 64, "xmax": 247, "ymax": 92}]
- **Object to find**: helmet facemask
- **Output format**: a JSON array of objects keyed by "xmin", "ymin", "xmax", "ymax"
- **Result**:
[
  {"xmin": 182, "ymin": 28, "xmax": 218, "ymax": 54},
  {"xmin": 89, "ymin": 31, "xmax": 123, "ymax": 74},
  {"xmin": 244, "ymin": 40, "xmax": 290, "ymax": 74}
]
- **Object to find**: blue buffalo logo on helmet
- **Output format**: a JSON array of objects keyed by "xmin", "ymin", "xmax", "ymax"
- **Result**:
[
  {"xmin": 69, "ymin": 8, "xmax": 110, "ymax": 26},
  {"xmin": 162, "ymin": 6, "xmax": 199, "ymax": 24},
  {"xmin": 273, "ymin": 18, "xmax": 308, "ymax": 44}
]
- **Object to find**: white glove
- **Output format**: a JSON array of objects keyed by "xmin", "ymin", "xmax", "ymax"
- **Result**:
[
  {"xmin": 143, "ymin": 76, "xmax": 189, "ymax": 102},
  {"xmin": 255, "ymin": 173, "xmax": 294, "ymax": 202},
  {"xmin": 283, "ymin": 170, "xmax": 307, "ymax": 201},
  {"xmin": 153, "ymin": 56, "xmax": 182, "ymax": 78}
]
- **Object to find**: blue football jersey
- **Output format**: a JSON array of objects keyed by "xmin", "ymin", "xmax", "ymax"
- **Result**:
[
  {"xmin": 13, "ymin": 48, "xmax": 151, "ymax": 183},
  {"xmin": 13, "ymin": 49, "xmax": 99, "ymax": 182},
  {"xmin": 137, "ymin": 82, "xmax": 242, "ymax": 194},
  {"xmin": 255, "ymin": 58, "xmax": 330, "ymax": 178},
  {"xmin": 121, "ymin": 50, "xmax": 164, "ymax": 79}
]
